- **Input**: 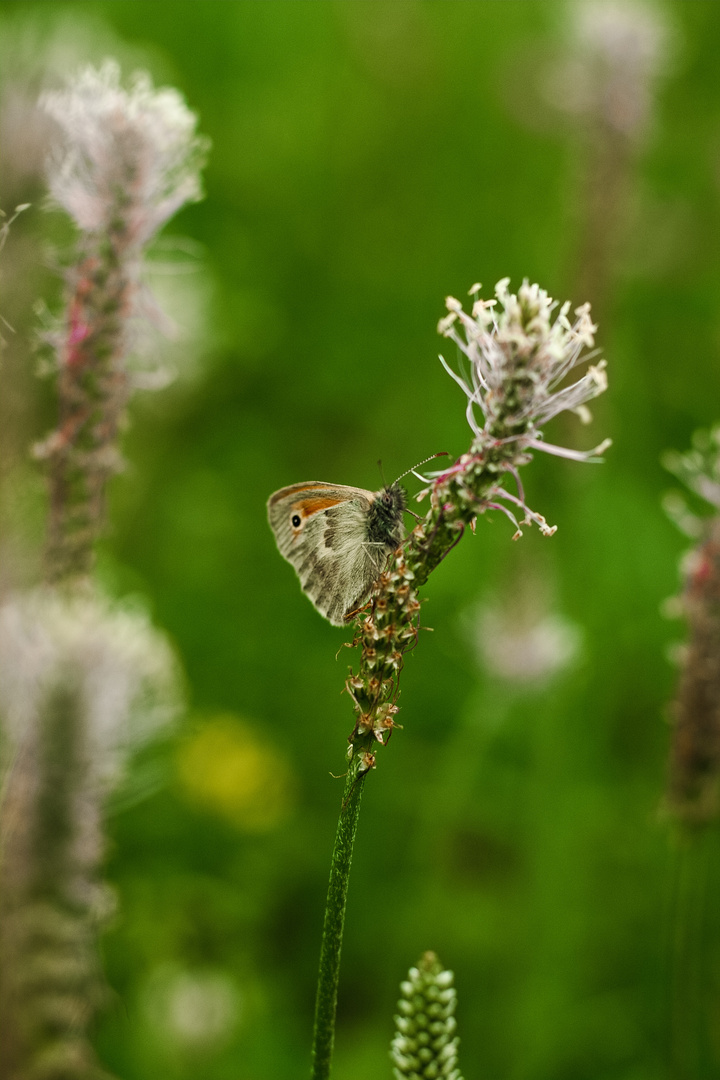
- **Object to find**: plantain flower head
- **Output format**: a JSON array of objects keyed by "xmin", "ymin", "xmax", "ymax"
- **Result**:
[
  {"xmin": 41, "ymin": 60, "xmax": 208, "ymax": 246},
  {"xmin": 439, "ymin": 279, "xmax": 609, "ymax": 463},
  {"xmin": 548, "ymin": 0, "xmax": 674, "ymax": 141},
  {"xmin": 0, "ymin": 588, "xmax": 179, "ymax": 791},
  {"xmin": 390, "ymin": 951, "xmax": 463, "ymax": 1080},
  {"xmin": 663, "ymin": 426, "xmax": 720, "ymax": 523}
]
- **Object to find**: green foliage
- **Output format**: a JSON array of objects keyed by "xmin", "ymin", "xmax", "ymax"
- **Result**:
[{"xmin": 2, "ymin": 1, "xmax": 720, "ymax": 1077}]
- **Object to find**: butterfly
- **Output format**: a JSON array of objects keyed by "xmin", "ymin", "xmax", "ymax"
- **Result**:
[{"xmin": 267, "ymin": 480, "xmax": 407, "ymax": 625}]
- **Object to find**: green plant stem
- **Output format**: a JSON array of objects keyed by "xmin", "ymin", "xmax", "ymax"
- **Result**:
[{"xmin": 311, "ymin": 749, "xmax": 370, "ymax": 1080}]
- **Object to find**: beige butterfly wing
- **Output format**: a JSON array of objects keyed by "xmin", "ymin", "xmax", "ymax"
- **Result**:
[{"xmin": 267, "ymin": 482, "xmax": 391, "ymax": 625}]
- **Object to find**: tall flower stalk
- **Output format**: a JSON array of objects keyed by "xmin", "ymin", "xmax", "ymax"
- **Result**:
[
  {"xmin": 0, "ymin": 591, "xmax": 178, "ymax": 1080},
  {"xmin": 0, "ymin": 63, "xmax": 205, "ymax": 1080},
  {"xmin": 36, "ymin": 61, "xmax": 208, "ymax": 583},
  {"xmin": 663, "ymin": 428, "xmax": 720, "ymax": 823},
  {"xmin": 546, "ymin": 0, "xmax": 674, "ymax": 313},
  {"xmin": 311, "ymin": 279, "xmax": 609, "ymax": 1079},
  {"xmin": 661, "ymin": 428, "xmax": 720, "ymax": 1079}
]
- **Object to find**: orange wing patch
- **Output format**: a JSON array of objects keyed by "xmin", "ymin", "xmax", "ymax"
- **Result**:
[{"xmin": 294, "ymin": 496, "xmax": 347, "ymax": 517}]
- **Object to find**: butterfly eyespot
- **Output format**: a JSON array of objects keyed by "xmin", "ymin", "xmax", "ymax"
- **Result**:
[{"xmin": 291, "ymin": 513, "xmax": 302, "ymax": 528}]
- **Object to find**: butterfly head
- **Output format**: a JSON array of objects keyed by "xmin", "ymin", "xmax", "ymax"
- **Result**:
[{"xmin": 366, "ymin": 482, "xmax": 407, "ymax": 549}]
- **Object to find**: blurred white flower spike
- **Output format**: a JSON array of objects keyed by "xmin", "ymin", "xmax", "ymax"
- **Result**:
[
  {"xmin": 664, "ymin": 427, "xmax": 720, "ymax": 514},
  {"xmin": 548, "ymin": 0, "xmax": 675, "ymax": 142},
  {"xmin": 0, "ymin": 588, "xmax": 181, "ymax": 1076},
  {"xmin": 662, "ymin": 427, "xmax": 720, "ymax": 823},
  {"xmin": 41, "ymin": 60, "xmax": 209, "ymax": 243},
  {"xmin": 0, "ymin": 589, "xmax": 180, "ymax": 792},
  {"xmin": 35, "ymin": 62, "xmax": 209, "ymax": 583},
  {"xmin": 473, "ymin": 598, "xmax": 581, "ymax": 685}
]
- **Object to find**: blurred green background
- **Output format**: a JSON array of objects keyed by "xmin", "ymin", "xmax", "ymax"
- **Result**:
[{"xmin": 2, "ymin": 1, "xmax": 720, "ymax": 1077}]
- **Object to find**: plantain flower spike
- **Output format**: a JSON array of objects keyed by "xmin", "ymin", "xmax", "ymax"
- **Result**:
[
  {"xmin": 36, "ymin": 62, "xmax": 208, "ymax": 583},
  {"xmin": 433, "ymin": 278, "xmax": 609, "ymax": 540},
  {"xmin": 390, "ymin": 951, "xmax": 463, "ymax": 1080},
  {"xmin": 664, "ymin": 428, "xmax": 720, "ymax": 823},
  {"xmin": 549, "ymin": 0, "xmax": 674, "ymax": 142},
  {"xmin": 41, "ymin": 60, "xmax": 208, "ymax": 244}
]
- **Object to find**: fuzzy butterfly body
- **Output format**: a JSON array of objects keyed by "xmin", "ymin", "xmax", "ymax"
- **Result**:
[{"xmin": 267, "ymin": 481, "xmax": 407, "ymax": 625}]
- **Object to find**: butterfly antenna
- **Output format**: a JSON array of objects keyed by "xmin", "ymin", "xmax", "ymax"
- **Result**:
[
  {"xmin": 393, "ymin": 452, "xmax": 449, "ymax": 485},
  {"xmin": 377, "ymin": 458, "xmax": 387, "ymax": 486}
]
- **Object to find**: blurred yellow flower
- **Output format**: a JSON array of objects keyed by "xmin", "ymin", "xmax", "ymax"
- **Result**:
[{"xmin": 176, "ymin": 714, "xmax": 294, "ymax": 830}]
